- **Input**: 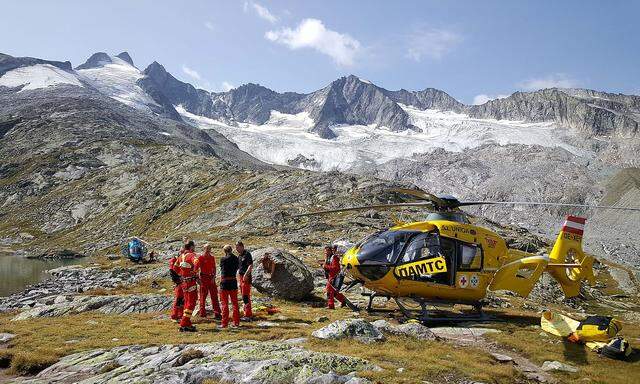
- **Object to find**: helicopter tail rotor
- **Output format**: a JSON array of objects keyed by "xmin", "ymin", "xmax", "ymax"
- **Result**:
[{"xmin": 546, "ymin": 215, "xmax": 596, "ymax": 298}]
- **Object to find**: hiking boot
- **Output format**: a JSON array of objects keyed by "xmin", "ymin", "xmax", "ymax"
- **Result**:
[{"xmin": 179, "ymin": 326, "xmax": 197, "ymax": 332}]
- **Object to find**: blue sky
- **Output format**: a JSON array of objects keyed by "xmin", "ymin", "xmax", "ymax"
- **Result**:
[{"xmin": 2, "ymin": 0, "xmax": 638, "ymax": 103}]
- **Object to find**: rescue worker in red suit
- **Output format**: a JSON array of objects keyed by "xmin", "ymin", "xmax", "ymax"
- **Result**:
[
  {"xmin": 169, "ymin": 238, "xmax": 190, "ymax": 322},
  {"xmin": 196, "ymin": 244, "xmax": 221, "ymax": 319},
  {"xmin": 323, "ymin": 245, "xmax": 346, "ymax": 309},
  {"xmin": 169, "ymin": 252, "xmax": 184, "ymax": 322},
  {"xmin": 177, "ymin": 240, "xmax": 199, "ymax": 332},
  {"xmin": 235, "ymin": 241, "xmax": 253, "ymax": 319},
  {"xmin": 219, "ymin": 244, "xmax": 240, "ymax": 328}
]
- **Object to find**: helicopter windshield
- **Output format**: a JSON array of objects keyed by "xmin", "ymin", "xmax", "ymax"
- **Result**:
[{"xmin": 357, "ymin": 230, "xmax": 418, "ymax": 264}]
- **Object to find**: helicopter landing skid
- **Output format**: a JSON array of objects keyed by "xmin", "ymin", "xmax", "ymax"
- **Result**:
[
  {"xmin": 394, "ymin": 298, "xmax": 491, "ymax": 324},
  {"xmin": 360, "ymin": 291, "xmax": 394, "ymax": 312}
]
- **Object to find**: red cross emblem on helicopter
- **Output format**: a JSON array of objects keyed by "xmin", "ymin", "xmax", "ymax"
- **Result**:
[{"xmin": 458, "ymin": 274, "xmax": 469, "ymax": 288}]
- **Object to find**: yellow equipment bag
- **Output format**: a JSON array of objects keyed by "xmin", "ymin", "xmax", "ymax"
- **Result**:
[{"xmin": 570, "ymin": 316, "xmax": 622, "ymax": 342}]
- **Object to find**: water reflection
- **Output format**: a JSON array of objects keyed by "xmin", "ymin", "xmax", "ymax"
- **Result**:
[{"xmin": 0, "ymin": 252, "xmax": 80, "ymax": 297}]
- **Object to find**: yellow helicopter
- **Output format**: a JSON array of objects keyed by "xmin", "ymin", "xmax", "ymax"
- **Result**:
[{"xmin": 295, "ymin": 189, "xmax": 640, "ymax": 321}]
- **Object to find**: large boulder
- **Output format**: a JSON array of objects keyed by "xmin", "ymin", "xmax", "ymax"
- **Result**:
[
  {"xmin": 312, "ymin": 319, "xmax": 385, "ymax": 343},
  {"xmin": 371, "ymin": 320, "xmax": 436, "ymax": 341},
  {"xmin": 252, "ymin": 248, "xmax": 314, "ymax": 301}
]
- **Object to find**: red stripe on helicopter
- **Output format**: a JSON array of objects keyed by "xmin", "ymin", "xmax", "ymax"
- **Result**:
[
  {"xmin": 566, "ymin": 216, "xmax": 587, "ymax": 224},
  {"xmin": 562, "ymin": 225, "xmax": 584, "ymax": 236}
]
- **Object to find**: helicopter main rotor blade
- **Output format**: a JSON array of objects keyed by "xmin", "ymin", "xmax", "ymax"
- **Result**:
[
  {"xmin": 457, "ymin": 201, "xmax": 640, "ymax": 212},
  {"xmin": 390, "ymin": 188, "xmax": 449, "ymax": 207},
  {"xmin": 292, "ymin": 202, "xmax": 434, "ymax": 217}
]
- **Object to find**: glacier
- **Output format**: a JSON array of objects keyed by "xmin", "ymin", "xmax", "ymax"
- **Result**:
[{"xmin": 177, "ymin": 104, "xmax": 587, "ymax": 172}]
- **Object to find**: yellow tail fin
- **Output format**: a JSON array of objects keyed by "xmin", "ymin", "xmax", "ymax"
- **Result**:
[{"xmin": 546, "ymin": 215, "xmax": 595, "ymax": 297}]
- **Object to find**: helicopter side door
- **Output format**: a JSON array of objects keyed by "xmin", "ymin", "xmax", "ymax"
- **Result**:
[{"xmin": 394, "ymin": 232, "xmax": 455, "ymax": 285}]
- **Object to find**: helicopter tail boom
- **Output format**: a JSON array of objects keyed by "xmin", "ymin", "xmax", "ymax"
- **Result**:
[{"xmin": 546, "ymin": 216, "xmax": 596, "ymax": 297}]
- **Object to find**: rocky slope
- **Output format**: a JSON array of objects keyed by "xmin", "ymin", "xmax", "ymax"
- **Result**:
[{"xmin": 0, "ymin": 69, "xmax": 414, "ymax": 257}]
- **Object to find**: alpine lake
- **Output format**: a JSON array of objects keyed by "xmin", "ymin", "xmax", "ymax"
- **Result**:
[{"xmin": 0, "ymin": 250, "xmax": 79, "ymax": 296}]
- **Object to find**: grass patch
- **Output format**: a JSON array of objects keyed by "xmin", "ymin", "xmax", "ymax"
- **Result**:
[
  {"xmin": 305, "ymin": 336, "xmax": 520, "ymax": 383},
  {"xmin": 8, "ymin": 350, "xmax": 59, "ymax": 376}
]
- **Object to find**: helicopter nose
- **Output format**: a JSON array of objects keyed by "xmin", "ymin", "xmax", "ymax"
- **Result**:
[{"xmin": 341, "ymin": 247, "xmax": 360, "ymax": 270}]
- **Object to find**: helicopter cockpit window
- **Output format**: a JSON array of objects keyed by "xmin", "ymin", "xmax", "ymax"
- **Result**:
[
  {"xmin": 357, "ymin": 230, "xmax": 416, "ymax": 264},
  {"xmin": 459, "ymin": 243, "xmax": 482, "ymax": 270},
  {"xmin": 397, "ymin": 232, "xmax": 453, "ymax": 285},
  {"xmin": 401, "ymin": 233, "xmax": 440, "ymax": 264}
]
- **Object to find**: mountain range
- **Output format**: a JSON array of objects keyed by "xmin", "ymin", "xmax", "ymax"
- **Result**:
[
  {"xmin": 1, "ymin": 50, "xmax": 639, "ymax": 267},
  {"xmin": 3, "ymin": 51, "xmax": 638, "ymax": 142}
]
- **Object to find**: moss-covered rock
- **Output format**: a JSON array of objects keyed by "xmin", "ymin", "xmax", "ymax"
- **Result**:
[{"xmin": 12, "ymin": 340, "xmax": 374, "ymax": 384}]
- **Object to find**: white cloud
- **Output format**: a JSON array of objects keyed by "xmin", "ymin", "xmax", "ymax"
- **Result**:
[
  {"xmin": 406, "ymin": 27, "xmax": 462, "ymax": 61},
  {"xmin": 265, "ymin": 18, "xmax": 361, "ymax": 66},
  {"xmin": 181, "ymin": 65, "xmax": 201, "ymax": 81},
  {"xmin": 221, "ymin": 81, "xmax": 235, "ymax": 92},
  {"xmin": 519, "ymin": 74, "xmax": 579, "ymax": 91},
  {"xmin": 245, "ymin": 1, "xmax": 278, "ymax": 24},
  {"xmin": 472, "ymin": 93, "xmax": 509, "ymax": 105},
  {"xmin": 204, "ymin": 21, "xmax": 214, "ymax": 31}
]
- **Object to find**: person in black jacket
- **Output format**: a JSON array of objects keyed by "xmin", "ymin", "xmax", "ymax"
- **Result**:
[
  {"xmin": 219, "ymin": 244, "xmax": 240, "ymax": 328},
  {"xmin": 236, "ymin": 240, "xmax": 254, "ymax": 320}
]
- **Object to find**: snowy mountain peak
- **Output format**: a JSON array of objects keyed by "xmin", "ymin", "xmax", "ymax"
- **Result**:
[
  {"xmin": 75, "ymin": 52, "xmax": 112, "ymax": 70},
  {"xmin": 76, "ymin": 52, "xmax": 136, "ymax": 70}
]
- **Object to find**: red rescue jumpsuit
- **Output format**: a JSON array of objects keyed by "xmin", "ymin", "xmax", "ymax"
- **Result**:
[
  {"xmin": 177, "ymin": 250, "xmax": 199, "ymax": 328},
  {"xmin": 196, "ymin": 250, "xmax": 221, "ymax": 318},
  {"xmin": 324, "ymin": 253, "xmax": 346, "ymax": 309},
  {"xmin": 169, "ymin": 254, "xmax": 184, "ymax": 321}
]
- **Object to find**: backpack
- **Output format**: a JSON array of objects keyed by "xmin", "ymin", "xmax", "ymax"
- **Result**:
[{"xmin": 600, "ymin": 337, "xmax": 633, "ymax": 360}]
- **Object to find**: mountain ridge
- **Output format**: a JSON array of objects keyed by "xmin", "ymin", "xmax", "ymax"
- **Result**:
[{"xmin": 2, "ymin": 50, "xmax": 638, "ymax": 142}]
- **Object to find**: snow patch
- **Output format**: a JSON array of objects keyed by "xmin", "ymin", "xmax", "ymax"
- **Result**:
[
  {"xmin": 77, "ymin": 57, "xmax": 158, "ymax": 112},
  {"xmin": 0, "ymin": 64, "xmax": 83, "ymax": 91},
  {"xmin": 265, "ymin": 110, "xmax": 314, "ymax": 130},
  {"xmin": 178, "ymin": 105, "xmax": 587, "ymax": 172}
]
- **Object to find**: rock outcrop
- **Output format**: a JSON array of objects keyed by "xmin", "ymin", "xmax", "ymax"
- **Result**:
[
  {"xmin": 13, "ymin": 340, "xmax": 374, "ymax": 384},
  {"xmin": 12, "ymin": 294, "xmax": 172, "ymax": 320},
  {"xmin": 251, "ymin": 248, "xmax": 315, "ymax": 301}
]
